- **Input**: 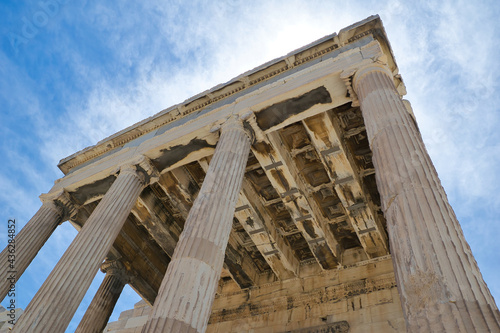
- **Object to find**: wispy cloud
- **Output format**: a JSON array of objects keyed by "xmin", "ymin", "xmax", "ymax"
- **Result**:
[{"xmin": 1, "ymin": 1, "xmax": 499, "ymax": 329}]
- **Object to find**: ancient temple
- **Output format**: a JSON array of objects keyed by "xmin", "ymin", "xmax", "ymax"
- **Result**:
[{"xmin": 1, "ymin": 15, "xmax": 499, "ymax": 333}]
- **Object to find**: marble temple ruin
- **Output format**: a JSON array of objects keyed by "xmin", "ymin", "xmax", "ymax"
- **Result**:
[{"xmin": 1, "ymin": 15, "xmax": 499, "ymax": 333}]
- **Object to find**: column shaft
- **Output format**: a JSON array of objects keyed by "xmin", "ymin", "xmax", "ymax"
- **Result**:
[
  {"xmin": 0, "ymin": 201, "xmax": 63, "ymax": 301},
  {"xmin": 353, "ymin": 65, "xmax": 500, "ymax": 332},
  {"xmin": 13, "ymin": 166, "xmax": 145, "ymax": 333},
  {"xmin": 75, "ymin": 263, "xmax": 127, "ymax": 333},
  {"xmin": 142, "ymin": 118, "xmax": 251, "ymax": 333}
]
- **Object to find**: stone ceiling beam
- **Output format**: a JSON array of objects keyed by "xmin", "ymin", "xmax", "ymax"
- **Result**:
[
  {"xmin": 235, "ymin": 178, "xmax": 299, "ymax": 280},
  {"xmin": 249, "ymin": 130, "xmax": 339, "ymax": 270},
  {"xmin": 156, "ymin": 170, "xmax": 194, "ymax": 221},
  {"xmin": 266, "ymin": 131, "xmax": 342, "ymax": 265},
  {"xmin": 117, "ymin": 226, "xmax": 165, "ymax": 281},
  {"xmin": 224, "ymin": 230, "xmax": 261, "ymax": 289},
  {"xmin": 130, "ymin": 194, "xmax": 178, "ymax": 258},
  {"xmin": 129, "ymin": 275, "xmax": 157, "ymax": 306},
  {"xmin": 302, "ymin": 113, "xmax": 388, "ymax": 258}
]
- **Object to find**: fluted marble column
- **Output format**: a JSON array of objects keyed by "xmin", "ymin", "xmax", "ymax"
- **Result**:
[
  {"xmin": 142, "ymin": 116, "xmax": 251, "ymax": 333},
  {"xmin": 0, "ymin": 191, "xmax": 73, "ymax": 301},
  {"xmin": 13, "ymin": 161, "xmax": 150, "ymax": 333},
  {"xmin": 352, "ymin": 64, "xmax": 500, "ymax": 332},
  {"xmin": 75, "ymin": 260, "xmax": 128, "ymax": 333}
]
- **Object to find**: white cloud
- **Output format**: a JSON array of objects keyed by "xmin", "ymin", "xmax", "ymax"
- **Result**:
[{"xmin": 2, "ymin": 0, "xmax": 499, "ymax": 329}]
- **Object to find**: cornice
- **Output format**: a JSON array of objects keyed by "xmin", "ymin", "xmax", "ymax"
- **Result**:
[{"xmin": 58, "ymin": 15, "xmax": 393, "ymax": 175}]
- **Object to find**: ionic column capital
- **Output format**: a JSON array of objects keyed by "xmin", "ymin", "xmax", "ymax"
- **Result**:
[
  {"xmin": 39, "ymin": 190, "xmax": 79, "ymax": 221},
  {"xmin": 211, "ymin": 114, "xmax": 255, "ymax": 143},
  {"xmin": 352, "ymin": 63, "xmax": 393, "ymax": 92},
  {"xmin": 222, "ymin": 114, "xmax": 244, "ymax": 131},
  {"xmin": 340, "ymin": 62, "xmax": 393, "ymax": 107},
  {"xmin": 240, "ymin": 110, "xmax": 263, "ymax": 142},
  {"xmin": 117, "ymin": 155, "xmax": 159, "ymax": 186},
  {"xmin": 100, "ymin": 259, "xmax": 129, "ymax": 283}
]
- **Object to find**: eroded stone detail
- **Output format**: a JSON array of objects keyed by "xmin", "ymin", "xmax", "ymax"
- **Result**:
[
  {"xmin": 282, "ymin": 321, "xmax": 350, "ymax": 333},
  {"xmin": 352, "ymin": 63, "xmax": 500, "ymax": 332},
  {"xmin": 404, "ymin": 270, "xmax": 449, "ymax": 311},
  {"xmin": 209, "ymin": 274, "xmax": 396, "ymax": 324}
]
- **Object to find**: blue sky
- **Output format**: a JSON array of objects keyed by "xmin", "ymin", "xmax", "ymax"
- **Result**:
[{"xmin": 1, "ymin": 1, "xmax": 499, "ymax": 331}]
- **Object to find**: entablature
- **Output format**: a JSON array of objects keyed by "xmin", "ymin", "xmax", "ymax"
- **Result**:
[
  {"xmin": 57, "ymin": 15, "xmax": 401, "ymax": 177},
  {"xmin": 50, "ymin": 15, "xmax": 403, "ymax": 305}
]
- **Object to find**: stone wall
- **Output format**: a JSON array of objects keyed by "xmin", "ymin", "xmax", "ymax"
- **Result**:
[
  {"xmin": 104, "ymin": 300, "xmax": 150, "ymax": 333},
  {"xmin": 105, "ymin": 256, "xmax": 406, "ymax": 332}
]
